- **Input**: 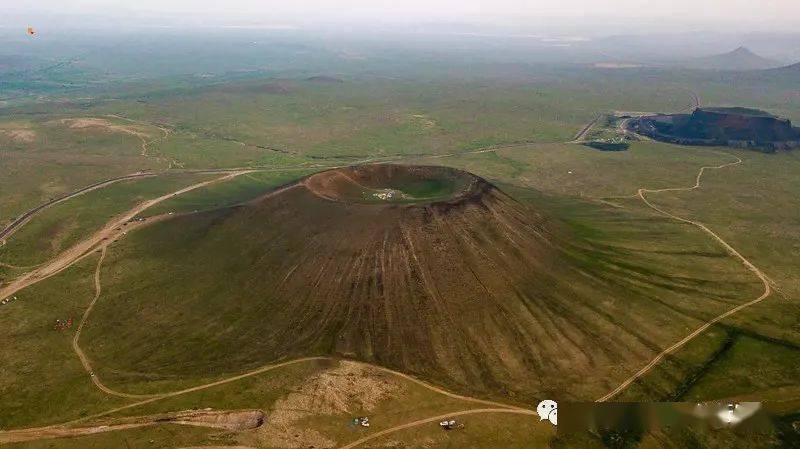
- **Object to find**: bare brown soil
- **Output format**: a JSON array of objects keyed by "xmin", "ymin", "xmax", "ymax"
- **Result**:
[
  {"xmin": 0, "ymin": 357, "xmax": 531, "ymax": 445},
  {"xmin": 251, "ymin": 361, "xmax": 402, "ymax": 448},
  {"xmin": 0, "ymin": 128, "xmax": 36, "ymax": 143},
  {"xmin": 54, "ymin": 118, "xmax": 150, "ymax": 138},
  {"xmin": 0, "ymin": 409, "xmax": 264, "ymax": 444},
  {"xmin": 179, "ymin": 446, "xmax": 257, "ymax": 449},
  {"xmin": 164, "ymin": 409, "xmax": 264, "ymax": 431}
]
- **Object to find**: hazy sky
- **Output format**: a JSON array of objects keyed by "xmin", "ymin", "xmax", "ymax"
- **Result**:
[{"xmin": 5, "ymin": 0, "xmax": 800, "ymax": 33}]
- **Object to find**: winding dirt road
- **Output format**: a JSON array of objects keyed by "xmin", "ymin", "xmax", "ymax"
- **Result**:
[
  {"xmin": 105, "ymin": 114, "xmax": 184, "ymax": 169},
  {"xmin": 0, "ymin": 170, "xmax": 253, "ymax": 302},
  {"xmin": 71, "ymin": 246, "xmax": 161, "ymax": 399},
  {"xmin": 362, "ymin": 364, "xmax": 530, "ymax": 412},
  {"xmin": 105, "ymin": 114, "xmax": 171, "ymax": 158},
  {"xmin": 0, "ymin": 355, "xmax": 532, "ymax": 445},
  {"xmin": 338, "ymin": 408, "xmax": 537, "ymax": 449},
  {"xmin": 0, "ymin": 409, "xmax": 265, "ymax": 444},
  {"xmin": 0, "ymin": 173, "xmax": 156, "ymax": 245},
  {"xmin": 552, "ymin": 94, "xmax": 774, "ymax": 404},
  {"xmin": 0, "ymin": 134, "xmax": 540, "ymax": 250},
  {"xmin": 596, "ymin": 153, "xmax": 774, "ymax": 402},
  {"xmin": 1, "ymin": 170, "xmax": 537, "ymax": 444},
  {"xmin": 2, "ymin": 115, "xmax": 177, "ymax": 245}
]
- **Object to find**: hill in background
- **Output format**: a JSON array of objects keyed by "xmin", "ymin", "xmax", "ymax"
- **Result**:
[
  {"xmin": 769, "ymin": 61, "xmax": 800, "ymax": 73},
  {"xmin": 683, "ymin": 46, "xmax": 781, "ymax": 71}
]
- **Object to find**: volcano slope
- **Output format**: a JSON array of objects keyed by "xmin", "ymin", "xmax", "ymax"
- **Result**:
[{"xmin": 80, "ymin": 164, "xmax": 757, "ymax": 402}]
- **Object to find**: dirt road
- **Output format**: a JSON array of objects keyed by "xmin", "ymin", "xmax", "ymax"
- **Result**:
[
  {"xmin": 338, "ymin": 408, "xmax": 537, "ymax": 449},
  {"xmin": 0, "ymin": 168, "xmax": 256, "ymax": 247},
  {"xmin": 0, "ymin": 171, "xmax": 253, "ymax": 302},
  {"xmin": 366, "ymin": 364, "xmax": 530, "ymax": 412},
  {"xmin": 0, "ymin": 168, "xmax": 537, "ymax": 442},
  {"xmin": 0, "ymin": 91, "xmax": 772, "ymax": 443},
  {"xmin": 63, "ymin": 356, "xmax": 532, "ymax": 426},
  {"xmin": 105, "ymin": 114, "xmax": 171, "ymax": 158},
  {"xmin": 570, "ymin": 114, "xmax": 601, "ymax": 143},
  {"xmin": 0, "ymin": 354, "xmax": 534, "ymax": 445},
  {"xmin": 0, "ymin": 409, "xmax": 264, "ymax": 444},
  {"xmin": 66, "ymin": 182, "xmax": 307, "ymax": 399},
  {"xmin": 71, "ymin": 246, "xmax": 161, "ymax": 399},
  {"xmin": 596, "ymin": 152, "xmax": 774, "ymax": 402},
  {"xmin": 0, "ymin": 173, "xmax": 156, "ymax": 244},
  {"xmin": 105, "ymin": 114, "xmax": 183, "ymax": 169}
]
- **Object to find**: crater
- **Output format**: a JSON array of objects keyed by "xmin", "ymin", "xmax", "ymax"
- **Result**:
[{"xmin": 303, "ymin": 164, "xmax": 484, "ymax": 205}]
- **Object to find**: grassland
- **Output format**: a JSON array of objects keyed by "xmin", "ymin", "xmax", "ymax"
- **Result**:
[
  {"xmin": 0, "ymin": 116, "xmax": 167, "ymax": 224},
  {"xmin": 68, "ymin": 172, "xmax": 756, "ymax": 405},
  {"xmin": 1, "ymin": 59, "xmax": 799, "ymax": 448},
  {"xmin": 0, "ymin": 253, "xmax": 130, "ymax": 429},
  {"xmin": 608, "ymin": 148, "xmax": 800, "ymax": 410},
  {"xmin": 140, "ymin": 169, "xmax": 319, "ymax": 217},
  {"xmin": 0, "ymin": 173, "xmax": 212, "ymax": 268}
]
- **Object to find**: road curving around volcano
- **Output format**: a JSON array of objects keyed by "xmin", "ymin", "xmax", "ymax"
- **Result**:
[
  {"xmin": 596, "ymin": 151, "xmax": 775, "ymax": 402},
  {"xmin": 0, "ymin": 170, "xmax": 255, "ymax": 303}
]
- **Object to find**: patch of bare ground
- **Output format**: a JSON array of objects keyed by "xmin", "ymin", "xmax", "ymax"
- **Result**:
[
  {"xmin": 179, "ymin": 446, "xmax": 257, "ymax": 449},
  {"xmin": 0, "ymin": 128, "xmax": 37, "ymax": 144},
  {"xmin": 158, "ymin": 409, "xmax": 265, "ymax": 431},
  {"xmin": 249, "ymin": 361, "xmax": 402, "ymax": 449},
  {"xmin": 52, "ymin": 118, "xmax": 151, "ymax": 138},
  {"xmin": 0, "ymin": 410, "xmax": 264, "ymax": 444}
]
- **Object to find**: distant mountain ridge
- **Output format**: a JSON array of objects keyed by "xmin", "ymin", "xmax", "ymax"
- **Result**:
[
  {"xmin": 770, "ymin": 61, "xmax": 800, "ymax": 72},
  {"xmin": 684, "ymin": 46, "xmax": 781, "ymax": 71}
]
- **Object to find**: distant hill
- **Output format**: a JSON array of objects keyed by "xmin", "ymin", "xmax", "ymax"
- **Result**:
[
  {"xmin": 769, "ymin": 61, "xmax": 800, "ymax": 73},
  {"xmin": 684, "ymin": 47, "xmax": 781, "ymax": 71},
  {"xmin": 722, "ymin": 59, "xmax": 800, "ymax": 85}
]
